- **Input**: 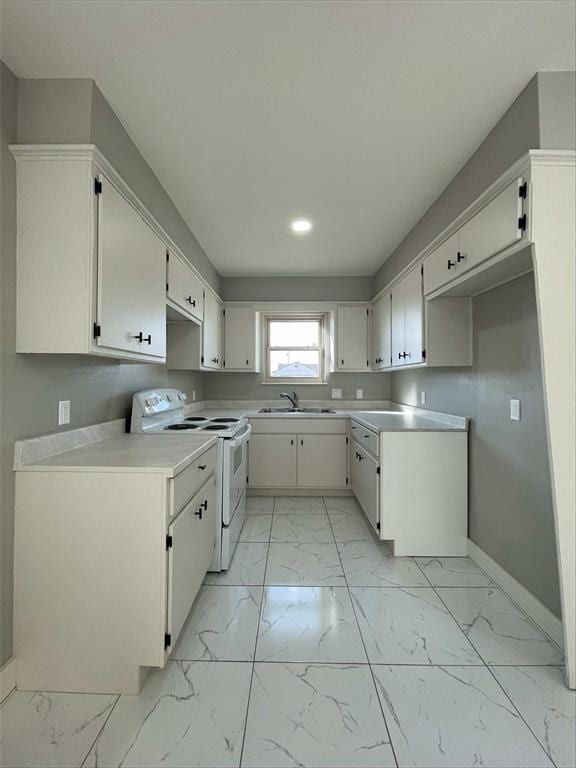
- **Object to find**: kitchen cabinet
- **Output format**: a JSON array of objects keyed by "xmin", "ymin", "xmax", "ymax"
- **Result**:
[
  {"xmin": 372, "ymin": 292, "xmax": 391, "ymax": 369},
  {"xmin": 223, "ymin": 306, "xmax": 260, "ymax": 371},
  {"xmin": 248, "ymin": 434, "xmax": 297, "ymax": 487},
  {"xmin": 202, "ymin": 290, "xmax": 222, "ymax": 369},
  {"xmin": 167, "ymin": 476, "xmax": 215, "ymax": 644},
  {"xmin": 337, "ymin": 306, "xmax": 370, "ymax": 370},
  {"xmin": 166, "ymin": 250, "xmax": 204, "ymax": 324},
  {"xmin": 14, "ymin": 431, "xmax": 217, "ymax": 695},
  {"xmin": 351, "ymin": 439, "xmax": 379, "ymax": 532},
  {"xmin": 12, "ymin": 146, "xmax": 167, "ymax": 362},
  {"xmin": 167, "ymin": 289, "xmax": 223, "ymax": 371},
  {"xmin": 297, "ymin": 434, "xmax": 347, "ymax": 488},
  {"xmin": 391, "ymin": 266, "xmax": 424, "ymax": 367},
  {"xmin": 423, "ymin": 178, "xmax": 526, "ymax": 296},
  {"xmin": 248, "ymin": 418, "xmax": 348, "ymax": 489}
]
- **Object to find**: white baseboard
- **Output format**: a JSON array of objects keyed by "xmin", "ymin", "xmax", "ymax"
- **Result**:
[
  {"xmin": 467, "ymin": 540, "xmax": 564, "ymax": 649},
  {"xmin": 0, "ymin": 657, "xmax": 17, "ymax": 704}
]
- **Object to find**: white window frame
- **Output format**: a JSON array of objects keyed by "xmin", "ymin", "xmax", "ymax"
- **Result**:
[{"xmin": 263, "ymin": 313, "xmax": 327, "ymax": 384}]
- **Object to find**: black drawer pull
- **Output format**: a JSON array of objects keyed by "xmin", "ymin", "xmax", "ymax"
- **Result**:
[
  {"xmin": 200, "ymin": 499, "xmax": 208, "ymax": 510},
  {"xmin": 457, "ymin": 251, "xmax": 465, "ymax": 262},
  {"xmin": 195, "ymin": 508, "xmax": 203, "ymax": 519},
  {"xmin": 447, "ymin": 259, "xmax": 456, "ymax": 270},
  {"xmin": 198, "ymin": 464, "xmax": 207, "ymax": 470}
]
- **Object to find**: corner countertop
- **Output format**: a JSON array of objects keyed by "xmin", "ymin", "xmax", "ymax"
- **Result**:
[
  {"xmin": 14, "ymin": 420, "xmax": 218, "ymax": 475},
  {"xmin": 188, "ymin": 402, "xmax": 468, "ymax": 432}
]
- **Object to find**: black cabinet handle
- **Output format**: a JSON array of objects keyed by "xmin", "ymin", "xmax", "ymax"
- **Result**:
[
  {"xmin": 291, "ymin": 439, "xmax": 294, "ymax": 445},
  {"xmin": 144, "ymin": 334, "xmax": 152, "ymax": 345},
  {"xmin": 404, "ymin": 352, "xmax": 411, "ymax": 358},
  {"xmin": 198, "ymin": 464, "xmax": 207, "ymax": 470},
  {"xmin": 457, "ymin": 251, "xmax": 465, "ymax": 262},
  {"xmin": 398, "ymin": 352, "xmax": 403, "ymax": 359},
  {"xmin": 246, "ymin": 359, "xmax": 249, "ymax": 366},
  {"xmin": 200, "ymin": 499, "xmax": 208, "ymax": 510},
  {"xmin": 186, "ymin": 296, "xmax": 196, "ymax": 306},
  {"xmin": 195, "ymin": 508, "xmax": 203, "ymax": 519},
  {"xmin": 447, "ymin": 259, "xmax": 456, "ymax": 270},
  {"xmin": 132, "ymin": 332, "xmax": 144, "ymax": 342},
  {"xmin": 300, "ymin": 439, "xmax": 304, "ymax": 446},
  {"xmin": 341, "ymin": 359, "xmax": 344, "ymax": 365}
]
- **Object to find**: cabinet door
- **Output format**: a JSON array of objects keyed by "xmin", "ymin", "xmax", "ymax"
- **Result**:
[
  {"xmin": 249, "ymin": 434, "xmax": 297, "ymax": 487},
  {"xmin": 202, "ymin": 291, "xmax": 222, "ymax": 369},
  {"xmin": 372, "ymin": 293, "xmax": 391, "ymax": 369},
  {"xmin": 167, "ymin": 252, "xmax": 204, "ymax": 323},
  {"xmin": 337, "ymin": 307, "xmax": 369, "ymax": 370},
  {"xmin": 458, "ymin": 178, "xmax": 525, "ymax": 273},
  {"xmin": 297, "ymin": 434, "xmax": 347, "ymax": 488},
  {"xmin": 224, "ymin": 307, "xmax": 255, "ymax": 370},
  {"xmin": 350, "ymin": 441, "xmax": 379, "ymax": 533},
  {"xmin": 403, "ymin": 267, "xmax": 424, "ymax": 365},
  {"xmin": 423, "ymin": 233, "xmax": 460, "ymax": 295},
  {"xmin": 391, "ymin": 280, "xmax": 405, "ymax": 367},
  {"xmin": 96, "ymin": 175, "xmax": 166, "ymax": 358},
  {"xmin": 167, "ymin": 476, "xmax": 215, "ymax": 645}
]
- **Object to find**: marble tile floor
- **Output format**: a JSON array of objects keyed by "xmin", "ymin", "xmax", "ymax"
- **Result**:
[{"xmin": 1, "ymin": 496, "xmax": 573, "ymax": 768}]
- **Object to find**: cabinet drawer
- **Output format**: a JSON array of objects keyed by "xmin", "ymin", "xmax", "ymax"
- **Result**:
[
  {"xmin": 350, "ymin": 421, "xmax": 380, "ymax": 457},
  {"xmin": 170, "ymin": 445, "xmax": 218, "ymax": 515},
  {"xmin": 249, "ymin": 418, "xmax": 347, "ymax": 434}
]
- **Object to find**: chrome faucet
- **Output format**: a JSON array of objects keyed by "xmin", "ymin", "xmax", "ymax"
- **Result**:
[{"xmin": 280, "ymin": 391, "xmax": 298, "ymax": 409}]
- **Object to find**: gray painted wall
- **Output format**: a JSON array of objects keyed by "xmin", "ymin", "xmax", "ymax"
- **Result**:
[
  {"xmin": 0, "ymin": 63, "xmax": 205, "ymax": 666},
  {"xmin": 221, "ymin": 276, "xmax": 373, "ymax": 303},
  {"xmin": 17, "ymin": 78, "xmax": 220, "ymax": 293},
  {"xmin": 538, "ymin": 71, "xmax": 576, "ymax": 149},
  {"xmin": 391, "ymin": 275, "xmax": 559, "ymax": 615},
  {"xmin": 203, "ymin": 371, "xmax": 390, "ymax": 403}
]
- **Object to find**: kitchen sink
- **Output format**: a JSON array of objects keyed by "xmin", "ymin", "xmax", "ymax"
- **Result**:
[{"xmin": 258, "ymin": 407, "xmax": 335, "ymax": 414}]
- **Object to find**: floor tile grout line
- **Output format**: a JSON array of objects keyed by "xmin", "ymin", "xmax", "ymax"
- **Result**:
[
  {"xmin": 79, "ymin": 694, "xmax": 121, "ymax": 768},
  {"xmin": 483, "ymin": 663, "xmax": 561, "ymax": 768},
  {"xmin": 238, "ymin": 508, "xmax": 273, "ymax": 768},
  {"xmin": 322, "ymin": 496, "xmax": 400, "ymax": 768}
]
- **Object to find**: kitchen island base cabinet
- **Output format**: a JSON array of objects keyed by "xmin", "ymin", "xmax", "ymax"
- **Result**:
[
  {"xmin": 14, "ymin": 460, "xmax": 216, "ymax": 695},
  {"xmin": 380, "ymin": 431, "xmax": 468, "ymax": 556}
]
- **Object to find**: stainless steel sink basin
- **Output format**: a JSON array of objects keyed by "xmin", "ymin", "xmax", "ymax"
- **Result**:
[{"xmin": 258, "ymin": 407, "xmax": 335, "ymax": 414}]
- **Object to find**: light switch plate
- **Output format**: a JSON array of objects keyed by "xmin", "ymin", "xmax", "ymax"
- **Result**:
[
  {"xmin": 510, "ymin": 398, "xmax": 521, "ymax": 421},
  {"xmin": 356, "ymin": 389, "xmax": 364, "ymax": 400},
  {"xmin": 58, "ymin": 400, "xmax": 71, "ymax": 426},
  {"xmin": 331, "ymin": 388, "xmax": 343, "ymax": 400},
  {"xmin": 420, "ymin": 391, "xmax": 426, "ymax": 405}
]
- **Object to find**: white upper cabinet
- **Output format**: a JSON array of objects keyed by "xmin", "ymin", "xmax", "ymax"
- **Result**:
[
  {"xmin": 166, "ymin": 251, "xmax": 204, "ymax": 324},
  {"xmin": 372, "ymin": 292, "xmax": 391, "ymax": 369},
  {"xmin": 223, "ymin": 306, "xmax": 260, "ymax": 371},
  {"xmin": 96, "ymin": 175, "xmax": 166, "ymax": 359},
  {"xmin": 391, "ymin": 267, "xmax": 423, "ymax": 367},
  {"xmin": 201, "ymin": 290, "xmax": 222, "ymax": 369},
  {"xmin": 337, "ymin": 306, "xmax": 370, "ymax": 370},
  {"xmin": 12, "ymin": 146, "xmax": 167, "ymax": 363},
  {"xmin": 423, "ymin": 178, "xmax": 526, "ymax": 296}
]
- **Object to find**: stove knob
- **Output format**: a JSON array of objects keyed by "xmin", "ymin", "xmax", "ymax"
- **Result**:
[
  {"xmin": 167, "ymin": 394, "xmax": 174, "ymax": 402},
  {"xmin": 145, "ymin": 398, "xmax": 154, "ymax": 407}
]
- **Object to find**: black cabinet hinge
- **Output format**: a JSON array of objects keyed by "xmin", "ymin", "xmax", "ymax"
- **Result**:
[
  {"xmin": 519, "ymin": 182, "xmax": 528, "ymax": 199},
  {"xmin": 346, "ymin": 436, "xmax": 349, "ymax": 444},
  {"xmin": 93, "ymin": 323, "xmax": 101, "ymax": 338},
  {"xmin": 222, "ymin": 308, "xmax": 226, "ymax": 316},
  {"xmin": 222, "ymin": 360, "xmax": 226, "ymax": 368},
  {"xmin": 246, "ymin": 475, "xmax": 249, "ymax": 484},
  {"xmin": 166, "ymin": 283, "xmax": 169, "ymax": 292},
  {"xmin": 164, "ymin": 633, "xmax": 172, "ymax": 650},
  {"xmin": 346, "ymin": 477, "xmax": 349, "ymax": 485},
  {"xmin": 366, "ymin": 308, "xmax": 369, "ymax": 316},
  {"xmin": 422, "ymin": 349, "xmax": 426, "ymax": 361},
  {"xmin": 166, "ymin": 535, "xmax": 173, "ymax": 550},
  {"xmin": 166, "ymin": 250, "xmax": 170, "ymax": 262},
  {"xmin": 94, "ymin": 178, "xmax": 102, "ymax": 195},
  {"xmin": 518, "ymin": 214, "xmax": 527, "ymax": 231},
  {"xmin": 367, "ymin": 359, "xmax": 369, "ymax": 367},
  {"xmin": 376, "ymin": 521, "xmax": 381, "ymax": 531},
  {"xmin": 421, "ymin": 263, "xmax": 424, "ymax": 275},
  {"xmin": 201, "ymin": 355, "xmax": 204, "ymax": 364},
  {"xmin": 376, "ymin": 466, "xmax": 380, "ymax": 475}
]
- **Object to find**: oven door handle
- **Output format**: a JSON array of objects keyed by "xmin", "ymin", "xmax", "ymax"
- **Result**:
[{"xmin": 229, "ymin": 423, "xmax": 251, "ymax": 448}]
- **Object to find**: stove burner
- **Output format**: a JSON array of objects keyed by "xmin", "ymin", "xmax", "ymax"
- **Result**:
[
  {"xmin": 164, "ymin": 423, "xmax": 199, "ymax": 430},
  {"xmin": 185, "ymin": 417, "xmax": 209, "ymax": 422},
  {"xmin": 203, "ymin": 424, "xmax": 228, "ymax": 431},
  {"xmin": 211, "ymin": 417, "xmax": 239, "ymax": 423}
]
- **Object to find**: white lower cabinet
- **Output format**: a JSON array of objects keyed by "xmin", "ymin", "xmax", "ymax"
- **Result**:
[
  {"xmin": 350, "ymin": 440, "xmax": 379, "ymax": 531},
  {"xmin": 248, "ymin": 419, "xmax": 348, "ymax": 489},
  {"xmin": 297, "ymin": 434, "xmax": 347, "ymax": 488},
  {"xmin": 248, "ymin": 434, "xmax": 297, "ymax": 487},
  {"xmin": 14, "ymin": 444, "xmax": 216, "ymax": 695},
  {"xmin": 167, "ymin": 476, "xmax": 215, "ymax": 644}
]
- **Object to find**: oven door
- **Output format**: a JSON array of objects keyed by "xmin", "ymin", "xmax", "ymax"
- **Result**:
[{"xmin": 222, "ymin": 424, "xmax": 251, "ymax": 525}]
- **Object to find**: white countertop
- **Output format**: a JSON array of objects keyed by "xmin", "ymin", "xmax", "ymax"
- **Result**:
[{"xmin": 16, "ymin": 428, "xmax": 218, "ymax": 476}]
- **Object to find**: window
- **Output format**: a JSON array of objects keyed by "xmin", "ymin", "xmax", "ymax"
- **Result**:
[{"xmin": 264, "ymin": 315, "xmax": 326, "ymax": 383}]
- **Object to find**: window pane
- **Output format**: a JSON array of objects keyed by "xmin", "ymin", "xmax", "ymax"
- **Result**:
[
  {"xmin": 269, "ymin": 350, "xmax": 320, "ymax": 378},
  {"xmin": 269, "ymin": 321, "xmax": 319, "ymax": 348}
]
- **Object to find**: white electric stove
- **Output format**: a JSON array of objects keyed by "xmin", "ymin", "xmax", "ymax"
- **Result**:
[{"xmin": 130, "ymin": 388, "xmax": 250, "ymax": 571}]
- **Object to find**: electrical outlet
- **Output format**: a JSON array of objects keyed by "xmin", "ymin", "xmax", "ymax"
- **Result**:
[
  {"xmin": 420, "ymin": 391, "xmax": 426, "ymax": 405},
  {"xmin": 331, "ymin": 388, "xmax": 343, "ymax": 400},
  {"xmin": 58, "ymin": 400, "xmax": 71, "ymax": 426},
  {"xmin": 510, "ymin": 399, "xmax": 521, "ymax": 421},
  {"xmin": 192, "ymin": 390, "xmax": 196, "ymax": 401},
  {"xmin": 356, "ymin": 389, "xmax": 364, "ymax": 400}
]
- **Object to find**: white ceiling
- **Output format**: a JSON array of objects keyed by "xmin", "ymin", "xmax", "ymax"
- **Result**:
[{"xmin": 1, "ymin": 1, "xmax": 574, "ymax": 277}]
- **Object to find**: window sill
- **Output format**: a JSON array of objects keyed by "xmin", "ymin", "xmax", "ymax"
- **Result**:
[{"xmin": 260, "ymin": 381, "xmax": 328, "ymax": 386}]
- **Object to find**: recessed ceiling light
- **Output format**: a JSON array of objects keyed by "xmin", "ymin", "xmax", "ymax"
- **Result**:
[{"xmin": 290, "ymin": 218, "xmax": 313, "ymax": 234}]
